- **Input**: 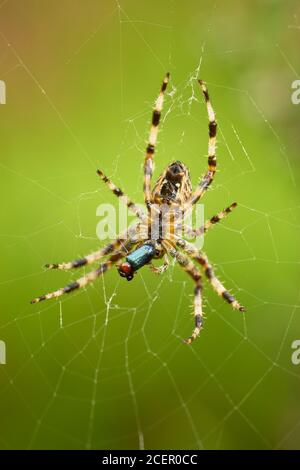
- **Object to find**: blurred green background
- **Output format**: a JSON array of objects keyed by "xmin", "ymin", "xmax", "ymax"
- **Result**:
[{"xmin": 0, "ymin": 0, "xmax": 300, "ymax": 450}]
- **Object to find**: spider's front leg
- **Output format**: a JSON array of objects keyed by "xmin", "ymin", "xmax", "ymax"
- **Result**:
[
  {"xmin": 144, "ymin": 73, "xmax": 170, "ymax": 211},
  {"xmin": 185, "ymin": 80, "xmax": 217, "ymax": 210},
  {"xmin": 163, "ymin": 241, "xmax": 204, "ymax": 344},
  {"xmin": 97, "ymin": 169, "xmax": 147, "ymax": 222}
]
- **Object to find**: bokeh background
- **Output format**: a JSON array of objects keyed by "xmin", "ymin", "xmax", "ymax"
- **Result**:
[{"xmin": 0, "ymin": 0, "xmax": 300, "ymax": 450}]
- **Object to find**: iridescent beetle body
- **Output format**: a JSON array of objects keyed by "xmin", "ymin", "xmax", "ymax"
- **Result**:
[{"xmin": 118, "ymin": 243, "xmax": 156, "ymax": 280}]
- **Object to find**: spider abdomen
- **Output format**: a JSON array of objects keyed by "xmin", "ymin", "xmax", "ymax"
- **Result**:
[{"xmin": 152, "ymin": 161, "xmax": 192, "ymax": 205}]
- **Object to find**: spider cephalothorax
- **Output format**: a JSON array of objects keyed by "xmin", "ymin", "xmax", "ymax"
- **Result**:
[{"xmin": 31, "ymin": 74, "xmax": 246, "ymax": 344}]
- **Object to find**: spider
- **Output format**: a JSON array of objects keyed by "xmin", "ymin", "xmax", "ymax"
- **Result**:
[{"xmin": 31, "ymin": 74, "xmax": 245, "ymax": 344}]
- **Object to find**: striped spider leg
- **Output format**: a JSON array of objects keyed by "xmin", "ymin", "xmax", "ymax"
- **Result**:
[
  {"xmin": 184, "ymin": 79, "xmax": 217, "ymax": 210},
  {"xmin": 44, "ymin": 222, "xmax": 143, "ymax": 271},
  {"xmin": 177, "ymin": 202, "xmax": 238, "ymax": 238},
  {"xmin": 31, "ymin": 165, "xmax": 149, "ymax": 302},
  {"xmin": 144, "ymin": 73, "xmax": 170, "ymax": 211},
  {"xmin": 31, "ymin": 234, "xmax": 144, "ymax": 304},
  {"xmin": 42, "ymin": 167, "xmax": 148, "ymax": 271},
  {"xmin": 163, "ymin": 240, "xmax": 203, "ymax": 344},
  {"xmin": 97, "ymin": 169, "xmax": 147, "ymax": 223},
  {"xmin": 175, "ymin": 237, "xmax": 245, "ymax": 312}
]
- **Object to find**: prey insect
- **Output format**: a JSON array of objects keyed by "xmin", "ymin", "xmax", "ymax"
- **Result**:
[{"xmin": 31, "ymin": 74, "xmax": 246, "ymax": 344}]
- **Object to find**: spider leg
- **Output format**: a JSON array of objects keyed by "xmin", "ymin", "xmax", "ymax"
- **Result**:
[
  {"xmin": 180, "ymin": 202, "xmax": 237, "ymax": 238},
  {"xmin": 31, "ymin": 239, "xmax": 139, "ymax": 304},
  {"xmin": 163, "ymin": 241, "xmax": 203, "ymax": 344},
  {"xmin": 144, "ymin": 73, "xmax": 170, "ymax": 211},
  {"xmin": 45, "ymin": 223, "xmax": 145, "ymax": 270},
  {"xmin": 31, "ymin": 260, "xmax": 115, "ymax": 304},
  {"xmin": 185, "ymin": 80, "xmax": 217, "ymax": 208},
  {"xmin": 97, "ymin": 169, "xmax": 147, "ymax": 222},
  {"xmin": 175, "ymin": 238, "xmax": 245, "ymax": 312},
  {"xmin": 149, "ymin": 254, "xmax": 169, "ymax": 274}
]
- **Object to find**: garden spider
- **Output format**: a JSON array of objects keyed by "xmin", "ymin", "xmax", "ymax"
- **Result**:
[{"xmin": 31, "ymin": 74, "xmax": 245, "ymax": 344}]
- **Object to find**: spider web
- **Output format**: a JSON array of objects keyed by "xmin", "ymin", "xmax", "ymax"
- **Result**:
[{"xmin": 0, "ymin": 0, "xmax": 300, "ymax": 450}]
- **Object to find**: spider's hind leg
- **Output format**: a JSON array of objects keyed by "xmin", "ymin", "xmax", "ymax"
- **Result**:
[
  {"xmin": 45, "ymin": 238, "xmax": 124, "ymax": 271},
  {"xmin": 175, "ymin": 238, "xmax": 246, "ymax": 312},
  {"xmin": 31, "ymin": 240, "xmax": 139, "ymax": 304},
  {"xmin": 31, "ymin": 260, "xmax": 114, "ymax": 304},
  {"xmin": 200, "ymin": 252, "xmax": 246, "ymax": 312},
  {"xmin": 45, "ymin": 223, "xmax": 143, "ymax": 271},
  {"xmin": 163, "ymin": 241, "xmax": 204, "ymax": 344}
]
